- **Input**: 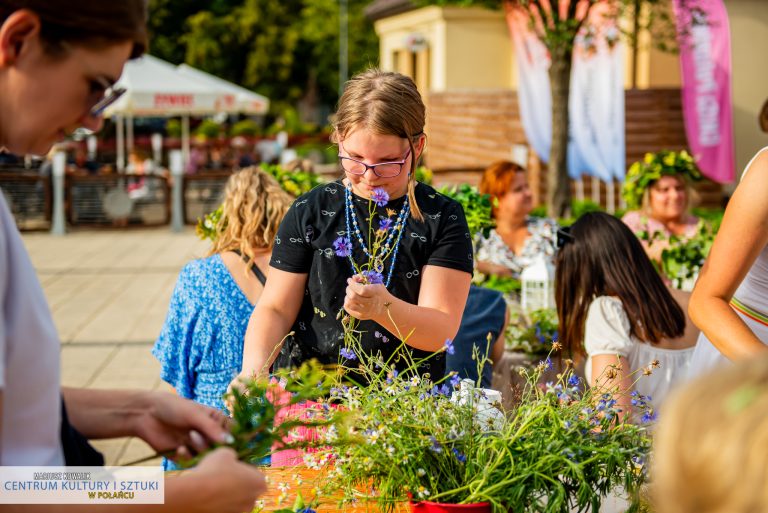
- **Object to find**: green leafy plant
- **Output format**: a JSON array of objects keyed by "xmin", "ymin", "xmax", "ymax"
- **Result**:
[
  {"xmin": 195, "ymin": 118, "xmax": 222, "ymax": 139},
  {"xmin": 165, "ymin": 118, "xmax": 182, "ymax": 138},
  {"xmin": 196, "ymin": 163, "xmax": 325, "ymax": 242},
  {"xmin": 414, "ymin": 166, "xmax": 433, "ymax": 185},
  {"xmin": 438, "ymin": 183, "xmax": 495, "ymax": 237},
  {"xmin": 622, "ymin": 150, "xmax": 703, "ymax": 210},
  {"xmin": 504, "ymin": 307, "xmax": 559, "ymax": 355},
  {"xmin": 475, "ymin": 274, "xmax": 521, "ymax": 295},
  {"xmin": 230, "ymin": 119, "xmax": 261, "ymax": 137},
  {"xmin": 659, "ymin": 223, "xmax": 716, "ymax": 290}
]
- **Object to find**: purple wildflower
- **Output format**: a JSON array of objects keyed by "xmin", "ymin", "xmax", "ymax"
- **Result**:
[
  {"xmin": 371, "ymin": 187, "xmax": 389, "ymax": 207},
  {"xmin": 362, "ymin": 270, "xmax": 384, "ymax": 285},
  {"xmin": 567, "ymin": 375, "xmax": 580, "ymax": 387},
  {"xmin": 339, "ymin": 347, "xmax": 357, "ymax": 360},
  {"xmin": 378, "ymin": 216, "xmax": 393, "ymax": 231},
  {"xmin": 381, "ymin": 335, "xmax": 389, "ymax": 343},
  {"xmin": 452, "ymin": 448, "xmax": 467, "ymax": 463},
  {"xmin": 450, "ymin": 374, "xmax": 461, "ymax": 388},
  {"xmin": 641, "ymin": 410, "xmax": 657, "ymax": 424},
  {"xmin": 444, "ymin": 338, "xmax": 455, "ymax": 355},
  {"xmin": 332, "ymin": 236, "xmax": 352, "ymax": 257},
  {"xmin": 428, "ymin": 436, "xmax": 443, "ymax": 453}
]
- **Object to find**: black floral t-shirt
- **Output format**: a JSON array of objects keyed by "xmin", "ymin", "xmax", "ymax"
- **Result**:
[{"xmin": 270, "ymin": 179, "xmax": 474, "ymax": 378}]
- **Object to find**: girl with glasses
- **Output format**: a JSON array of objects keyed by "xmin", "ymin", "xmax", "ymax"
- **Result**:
[
  {"xmin": 233, "ymin": 69, "xmax": 473, "ymax": 406},
  {"xmin": 555, "ymin": 212, "xmax": 694, "ymax": 419},
  {"xmin": 0, "ymin": 1, "xmax": 265, "ymax": 510}
]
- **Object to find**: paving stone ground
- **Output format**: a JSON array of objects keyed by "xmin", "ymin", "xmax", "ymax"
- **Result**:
[{"xmin": 22, "ymin": 227, "xmax": 209, "ymax": 465}]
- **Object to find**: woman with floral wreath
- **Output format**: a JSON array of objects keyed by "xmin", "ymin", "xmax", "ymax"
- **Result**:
[
  {"xmin": 621, "ymin": 150, "xmax": 703, "ymax": 265},
  {"xmin": 232, "ymin": 69, "xmax": 474, "ymax": 390}
]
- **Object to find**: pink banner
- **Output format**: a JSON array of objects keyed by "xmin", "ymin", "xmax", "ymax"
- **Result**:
[{"xmin": 672, "ymin": 0, "xmax": 734, "ymax": 183}]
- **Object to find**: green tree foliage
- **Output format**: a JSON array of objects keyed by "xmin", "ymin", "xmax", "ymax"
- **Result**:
[{"xmin": 147, "ymin": 0, "xmax": 378, "ymax": 114}]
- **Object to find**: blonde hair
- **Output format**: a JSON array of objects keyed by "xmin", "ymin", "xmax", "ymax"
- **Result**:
[
  {"xmin": 331, "ymin": 69, "xmax": 426, "ymax": 222},
  {"xmin": 653, "ymin": 355, "xmax": 768, "ymax": 513},
  {"xmin": 208, "ymin": 167, "xmax": 292, "ymax": 276}
]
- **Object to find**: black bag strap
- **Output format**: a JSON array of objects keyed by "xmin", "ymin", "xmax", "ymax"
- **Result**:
[{"xmin": 231, "ymin": 249, "xmax": 267, "ymax": 286}]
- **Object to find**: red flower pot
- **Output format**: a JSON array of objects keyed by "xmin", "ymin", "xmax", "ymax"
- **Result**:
[{"xmin": 409, "ymin": 500, "xmax": 492, "ymax": 513}]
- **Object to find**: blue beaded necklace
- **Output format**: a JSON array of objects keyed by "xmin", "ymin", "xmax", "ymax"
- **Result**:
[{"xmin": 344, "ymin": 185, "xmax": 409, "ymax": 287}]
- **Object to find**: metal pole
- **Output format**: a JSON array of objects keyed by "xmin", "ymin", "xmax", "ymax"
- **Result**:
[
  {"xmin": 338, "ymin": 0, "xmax": 348, "ymax": 98},
  {"xmin": 116, "ymin": 114, "xmax": 125, "ymax": 172},
  {"xmin": 181, "ymin": 115, "xmax": 190, "ymax": 174},
  {"xmin": 170, "ymin": 149, "xmax": 184, "ymax": 233},
  {"xmin": 50, "ymin": 151, "xmax": 66, "ymax": 236}
]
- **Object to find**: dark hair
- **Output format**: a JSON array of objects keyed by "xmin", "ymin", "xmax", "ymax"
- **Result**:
[
  {"xmin": 555, "ymin": 212, "xmax": 685, "ymax": 357},
  {"xmin": 0, "ymin": 1, "xmax": 147, "ymax": 58}
]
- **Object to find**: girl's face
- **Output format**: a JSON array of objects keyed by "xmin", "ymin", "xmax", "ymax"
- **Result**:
[
  {"xmin": 649, "ymin": 175, "xmax": 687, "ymax": 223},
  {"xmin": 0, "ymin": 13, "xmax": 132, "ymax": 155},
  {"xmin": 495, "ymin": 172, "xmax": 533, "ymax": 222},
  {"xmin": 339, "ymin": 128, "xmax": 424, "ymax": 200}
]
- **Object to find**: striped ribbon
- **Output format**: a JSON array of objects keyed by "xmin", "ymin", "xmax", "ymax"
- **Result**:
[{"xmin": 730, "ymin": 297, "xmax": 768, "ymax": 326}]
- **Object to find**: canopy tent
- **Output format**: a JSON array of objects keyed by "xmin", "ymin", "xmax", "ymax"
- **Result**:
[
  {"xmin": 103, "ymin": 55, "xmax": 269, "ymax": 171},
  {"xmin": 176, "ymin": 64, "xmax": 269, "ymax": 115}
]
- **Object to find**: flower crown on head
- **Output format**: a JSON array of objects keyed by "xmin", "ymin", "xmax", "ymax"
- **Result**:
[{"xmin": 622, "ymin": 150, "xmax": 703, "ymax": 210}]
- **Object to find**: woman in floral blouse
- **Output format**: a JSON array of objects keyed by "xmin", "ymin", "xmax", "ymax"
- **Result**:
[{"xmin": 475, "ymin": 161, "xmax": 557, "ymax": 279}]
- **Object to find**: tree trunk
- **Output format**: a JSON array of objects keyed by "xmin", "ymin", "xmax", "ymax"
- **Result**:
[{"xmin": 547, "ymin": 45, "xmax": 574, "ymax": 218}]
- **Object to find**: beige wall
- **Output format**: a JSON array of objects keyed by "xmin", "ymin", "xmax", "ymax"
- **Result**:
[
  {"xmin": 375, "ymin": 6, "xmax": 514, "ymax": 93},
  {"xmin": 726, "ymin": 0, "xmax": 768, "ymax": 175}
]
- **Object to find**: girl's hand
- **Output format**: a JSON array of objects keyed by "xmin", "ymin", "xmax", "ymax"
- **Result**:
[{"xmin": 344, "ymin": 274, "xmax": 391, "ymax": 320}]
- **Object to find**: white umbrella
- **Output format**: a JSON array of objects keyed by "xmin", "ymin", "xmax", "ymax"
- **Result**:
[
  {"xmin": 176, "ymin": 64, "xmax": 269, "ymax": 115},
  {"xmin": 104, "ymin": 55, "xmax": 223, "ymax": 171},
  {"xmin": 106, "ymin": 55, "xmax": 221, "ymax": 116}
]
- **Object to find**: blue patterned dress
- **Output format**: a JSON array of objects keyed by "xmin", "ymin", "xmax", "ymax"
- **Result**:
[
  {"xmin": 153, "ymin": 254, "xmax": 257, "ymax": 470},
  {"xmin": 153, "ymin": 253, "xmax": 256, "ymax": 411}
]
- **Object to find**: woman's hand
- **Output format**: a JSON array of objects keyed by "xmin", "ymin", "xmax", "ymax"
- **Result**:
[
  {"xmin": 344, "ymin": 274, "xmax": 392, "ymax": 320},
  {"xmin": 130, "ymin": 390, "xmax": 234, "ymax": 461}
]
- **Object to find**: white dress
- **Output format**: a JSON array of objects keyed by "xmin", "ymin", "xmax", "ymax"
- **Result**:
[
  {"xmin": 687, "ymin": 147, "xmax": 768, "ymax": 379},
  {"xmin": 584, "ymin": 296, "xmax": 695, "ymax": 410}
]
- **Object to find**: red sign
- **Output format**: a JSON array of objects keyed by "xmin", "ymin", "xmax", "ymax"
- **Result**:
[{"xmin": 154, "ymin": 94, "xmax": 194, "ymax": 108}]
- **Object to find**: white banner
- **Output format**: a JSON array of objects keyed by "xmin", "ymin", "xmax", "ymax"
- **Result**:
[
  {"xmin": 0, "ymin": 466, "xmax": 164, "ymax": 504},
  {"xmin": 506, "ymin": 5, "xmax": 625, "ymax": 182}
]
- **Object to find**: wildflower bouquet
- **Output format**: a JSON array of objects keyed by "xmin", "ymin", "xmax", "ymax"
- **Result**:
[{"xmin": 317, "ymin": 342, "xmax": 652, "ymax": 513}]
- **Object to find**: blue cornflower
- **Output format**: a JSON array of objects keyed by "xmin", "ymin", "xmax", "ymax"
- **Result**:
[
  {"xmin": 428, "ymin": 436, "xmax": 443, "ymax": 453},
  {"xmin": 452, "ymin": 448, "xmax": 467, "ymax": 463},
  {"xmin": 439, "ymin": 384, "xmax": 451, "ymax": 396},
  {"xmin": 378, "ymin": 216, "xmax": 393, "ymax": 231},
  {"xmin": 444, "ymin": 338, "xmax": 455, "ymax": 355},
  {"xmin": 332, "ymin": 236, "xmax": 352, "ymax": 257},
  {"xmin": 539, "ymin": 357, "xmax": 553, "ymax": 371},
  {"xmin": 567, "ymin": 375, "xmax": 580, "ymax": 387},
  {"xmin": 450, "ymin": 374, "xmax": 461, "ymax": 388},
  {"xmin": 362, "ymin": 270, "xmax": 384, "ymax": 285},
  {"xmin": 371, "ymin": 187, "xmax": 389, "ymax": 207},
  {"xmin": 339, "ymin": 347, "xmax": 357, "ymax": 360},
  {"xmin": 641, "ymin": 411, "xmax": 658, "ymax": 424}
]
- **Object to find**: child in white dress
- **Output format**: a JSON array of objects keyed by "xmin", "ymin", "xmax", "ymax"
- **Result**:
[{"xmin": 555, "ymin": 212, "xmax": 696, "ymax": 418}]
